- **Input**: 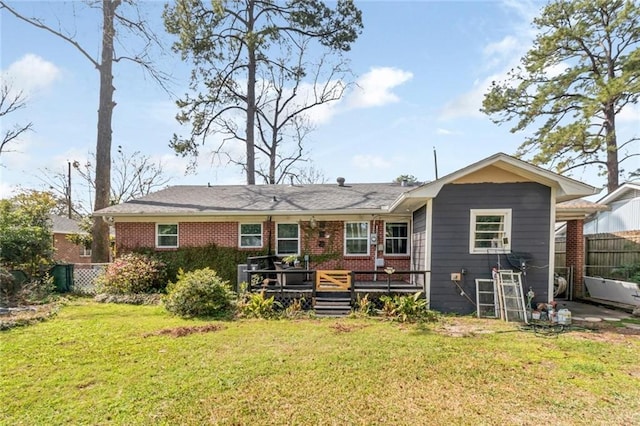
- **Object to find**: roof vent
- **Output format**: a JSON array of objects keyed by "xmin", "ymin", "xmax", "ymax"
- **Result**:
[{"xmin": 337, "ymin": 177, "xmax": 346, "ymax": 187}]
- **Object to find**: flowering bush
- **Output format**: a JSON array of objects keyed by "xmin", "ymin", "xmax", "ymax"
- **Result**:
[
  {"xmin": 163, "ymin": 268, "xmax": 235, "ymax": 318},
  {"xmin": 96, "ymin": 253, "xmax": 166, "ymax": 294}
]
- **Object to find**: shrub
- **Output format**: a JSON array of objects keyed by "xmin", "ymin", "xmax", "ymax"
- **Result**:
[
  {"xmin": 163, "ymin": 268, "xmax": 235, "ymax": 318},
  {"xmin": 238, "ymin": 291, "xmax": 281, "ymax": 319},
  {"xmin": 611, "ymin": 264, "xmax": 640, "ymax": 284},
  {"xmin": 283, "ymin": 297, "xmax": 306, "ymax": 319},
  {"xmin": 0, "ymin": 267, "xmax": 18, "ymax": 307},
  {"xmin": 353, "ymin": 293, "xmax": 375, "ymax": 316},
  {"xmin": 96, "ymin": 253, "xmax": 166, "ymax": 294},
  {"xmin": 379, "ymin": 292, "xmax": 438, "ymax": 323},
  {"xmin": 1, "ymin": 267, "xmax": 55, "ymax": 307}
]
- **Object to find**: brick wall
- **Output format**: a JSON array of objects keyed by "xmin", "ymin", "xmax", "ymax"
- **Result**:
[
  {"xmin": 115, "ymin": 219, "xmax": 411, "ymax": 272},
  {"xmin": 565, "ymin": 219, "xmax": 585, "ymax": 297},
  {"xmin": 53, "ymin": 233, "xmax": 92, "ymax": 264}
]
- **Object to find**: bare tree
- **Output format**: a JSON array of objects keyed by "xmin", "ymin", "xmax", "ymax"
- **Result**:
[
  {"xmin": 238, "ymin": 38, "xmax": 350, "ymax": 184},
  {"xmin": 296, "ymin": 163, "xmax": 328, "ymax": 184},
  {"xmin": 164, "ymin": 0, "xmax": 362, "ymax": 185},
  {"xmin": 0, "ymin": 82, "xmax": 33, "ymax": 156},
  {"xmin": 0, "ymin": 1, "xmax": 169, "ymax": 262},
  {"xmin": 38, "ymin": 147, "xmax": 171, "ymax": 216}
]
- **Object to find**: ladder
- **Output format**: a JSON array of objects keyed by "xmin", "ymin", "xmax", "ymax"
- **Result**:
[{"xmin": 495, "ymin": 270, "xmax": 528, "ymax": 323}]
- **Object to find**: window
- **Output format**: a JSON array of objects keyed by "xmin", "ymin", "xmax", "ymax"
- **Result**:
[
  {"xmin": 156, "ymin": 224, "xmax": 178, "ymax": 248},
  {"xmin": 469, "ymin": 209, "xmax": 511, "ymax": 254},
  {"xmin": 385, "ymin": 222, "xmax": 409, "ymax": 255},
  {"xmin": 345, "ymin": 221, "xmax": 369, "ymax": 255},
  {"xmin": 79, "ymin": 245, "xmax": 92, "ymax": 257},
  {"xmin": 239, "ymin": 223, "xmax": 262, "ymax": 248},
  {"xmin": 276, "ymin": 223, "xmax": 299, "ymax": 255}
]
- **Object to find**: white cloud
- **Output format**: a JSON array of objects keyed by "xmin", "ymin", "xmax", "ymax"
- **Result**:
[
  {"xmin": 436, "ymin": 128, "xmax": 455, "ymax": 136},
  {"xmin": 618, "ymin": 104, "xmax": 640, "ymax": 123},
  {"xmin": 439, "ymin": 79, "xmax": 492, "ymax": 120},
  {"xmin": 351, "ymin": 154, "xmax": 393, "ymax": 170},
  {"xmin": 481, "ymin": 35, "xmax": 520, "ymax": 70},
  {"xmin": 1, "ymin": 54, "xmax": 62, "ymax": 95},
  {"xmin": 439, "ymin": 1, "xmax": 542, "ymax": 120},
  {"xmin": 347, "ymin": 67, "xmax": 413, "ymax": 109}
]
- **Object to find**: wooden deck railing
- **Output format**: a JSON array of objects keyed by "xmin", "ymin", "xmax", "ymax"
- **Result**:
[
  {"xmin": 316, "ymin": 270, "xmax": 351, "ymax": 291},
  {"xmin": 246, "ymin": 269, "xmax": 429, "ymax": 299}
]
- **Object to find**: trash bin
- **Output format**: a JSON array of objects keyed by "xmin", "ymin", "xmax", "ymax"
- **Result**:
[{"xmin": 50, "ymin": 264, "xmax": 74, "ymax": 293}]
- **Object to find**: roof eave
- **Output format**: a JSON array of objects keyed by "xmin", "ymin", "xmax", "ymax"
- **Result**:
[{"xmin": 94, "ymin": 207, "xmax": 394, "ymax": 219}]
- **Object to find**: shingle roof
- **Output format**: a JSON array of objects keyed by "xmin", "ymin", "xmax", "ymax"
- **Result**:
[
  {"xmin": 50, "ymin": 215, "xmax": 85, "ymax": 234},
  {"xmin": 94, "ymin": 183, "xmax": 411, "ymax": 216}
]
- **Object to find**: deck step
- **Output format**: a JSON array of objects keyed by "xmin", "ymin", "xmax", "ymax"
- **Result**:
[{"xmin": 314, "ymin": 296, "xmax": 352, "ymax": 317}]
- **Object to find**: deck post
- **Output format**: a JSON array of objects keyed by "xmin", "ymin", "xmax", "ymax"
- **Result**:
[{"xmin": 350, "ymin": 271, "xmax": 355, "ymax": 304}]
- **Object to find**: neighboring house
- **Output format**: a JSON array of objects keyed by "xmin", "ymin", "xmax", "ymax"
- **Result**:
[
  {"xmin": 51, "ymin": 215, "xmax": 92, "ymax": 264},
  {"xmin": 584, "ymin": 182, "xmax": 640, "ymax": 236},
  {"xmin": 94, "ymin": 153, "xmax": 596, "ymax": 314}
]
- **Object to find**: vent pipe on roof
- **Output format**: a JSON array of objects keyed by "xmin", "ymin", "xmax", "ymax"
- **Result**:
[{"xmin": 337, "ymin": 177, "xmax": 345, "ymax": 187}]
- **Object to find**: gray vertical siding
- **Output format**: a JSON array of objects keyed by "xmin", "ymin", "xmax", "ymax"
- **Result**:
[
  {"xmin": 413, "ymin": 206, "xmax": 427, "ymax": 233},
  {"xmin": 430, "ymin": 182, "xmax": 551, "ymax": 314},
  {"xmin": 412, "ymin": 206, "xmax": 427, "ymax": 285}
]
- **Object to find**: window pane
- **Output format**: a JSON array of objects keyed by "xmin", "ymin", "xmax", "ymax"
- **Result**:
[
  {"xmin": 385, "ymin": 223, "xmax": 408, "ymax": 255},
  {"xmin": 241, "ymin": 236, "xmax": 261, "ymax": 247},
  {"xmin": 346, "ymin": 239, "xmax": 368, "ymax": 254},
  {"xmin": 241, "ymin": 224, "xmax": 261, "ymax": 234},
  {"xmin": 278, "ymin": 224, "xmax": 298, "ymax": 238},
  {"xmin": 158, "ymin": 224, "xmax": 177, "ymax": 235},
  {"xmin": 346, "ymin": 222, "xmax": 368, "ymax": 238},
  {"xmin": 158, "ymin": 235, "xmax": 177, "ymax": 247},
  {"xmin": 386, "ymin": 239, "xmax": 407, "ymax": 254},
  {"xmin": 386, "ymin": 223, "xmax": 407, "ymax": 238},
  {"xmin": 277, "ymin": 240, "xmax": 298, "ymax": 254}
]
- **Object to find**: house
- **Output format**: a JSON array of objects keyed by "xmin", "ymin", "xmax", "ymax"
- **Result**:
[
  {"xmin": 93, "ymin": 153, "xmax": 597, "ymax": 314},
  {"xmin": 584, "ymin": 182, "xmax": 640, "ymax": 237},
  {"xmin": 51, "ymin": 215, "xmax": 92, "ymax": 264}
]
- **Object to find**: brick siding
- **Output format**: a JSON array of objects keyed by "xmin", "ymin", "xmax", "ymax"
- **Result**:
[
  {"xmin": 565, "ymin": 219, "xmax": 585, "ymax": 297},
  {"xmin": 115, "ymin": 219, "xmax": 411, "ymax": 272},
  {"xmin": 53, "ymin": 233, "xmax": 92, "ymax": 264}
]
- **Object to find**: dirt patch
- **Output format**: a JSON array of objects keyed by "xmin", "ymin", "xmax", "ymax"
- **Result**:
[
  {"xmin": 330, "ymin": 322, "xmax": 368, "ymax": 333},
  {"xmin": 143, "ymin": 324, "xmax": 224, "ymax": 338},
  {"xmin": 568, "ymin": 321, "xmax": 640, "ymax": 343},
  {"xmin": 438, "ymin": 323, "xmax": 497, "ymax": 337}
]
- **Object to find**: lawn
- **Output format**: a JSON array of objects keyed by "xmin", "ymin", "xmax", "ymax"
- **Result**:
[{"xmin": 2, "ymin": 299, "xmax": 640, "ymax": 425}]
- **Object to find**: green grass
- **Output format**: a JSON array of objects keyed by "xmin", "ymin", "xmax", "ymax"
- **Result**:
[{"xmin": 2, "ymin": 299, "xmax": 640, "ymax": 425}]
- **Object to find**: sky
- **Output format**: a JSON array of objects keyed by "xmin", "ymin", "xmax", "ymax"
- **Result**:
[{"xmin": 1, "ymin": 0, "xmax": 639, "ymax": 209}]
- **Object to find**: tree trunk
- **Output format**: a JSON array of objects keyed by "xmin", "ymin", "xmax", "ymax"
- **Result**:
[
  {"xmin": 245, "ymin": 0, "xmax": 256, "ymax": 185},
  {"xmin": 91, "ymin": 0, "xmax": 118, "ymax": 262},
  {"xmin": 604, "ymin": 102, "xmax": 619, "ymax": 193}
]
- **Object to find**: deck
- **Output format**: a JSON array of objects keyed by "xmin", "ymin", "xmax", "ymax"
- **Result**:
[{"xmin": 246, "ymin": 269, "xmax": 428, "ymax": 314}]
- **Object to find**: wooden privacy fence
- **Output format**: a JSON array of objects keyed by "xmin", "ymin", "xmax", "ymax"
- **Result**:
[{"xmin": 556, "ymin": 233, "xmax": 640, "ymax": 279}]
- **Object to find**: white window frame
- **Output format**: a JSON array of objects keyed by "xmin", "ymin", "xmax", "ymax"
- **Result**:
[
  {"xmin": 156, "ymin": 223, "xmax": 179, "ymax": 248},
  {"xmin": 344, "ymin": 221, "xmax": 370, "ymax": 256},
  {"xmin": 276, "ymin": 223, "xmax": 299, "ymax": 256},
  {"xmin": 384, "ymin": 221, "xmax": 409, "ymax": 256},
  {"xmin": 238, "ymin": 223, "xmax": 263, "ymax": 248},
  {"xmin": 79, "ymin": 245, "xmax": 92, "ymax": 257},
  {"xmin": 469, "ymin": 209, "xmax": 512, "ymax": 254}
]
